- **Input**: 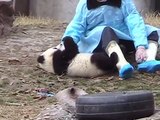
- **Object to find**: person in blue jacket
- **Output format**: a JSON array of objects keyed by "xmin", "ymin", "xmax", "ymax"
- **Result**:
[{"xmin": 61, "ymin": 0, "xmax": 160, "ymax": 79}]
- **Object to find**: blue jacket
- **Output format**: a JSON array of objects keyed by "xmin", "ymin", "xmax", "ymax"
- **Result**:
[{"xmin": 62, "ymin": 0, "xmax": 159, "ymax": 53}]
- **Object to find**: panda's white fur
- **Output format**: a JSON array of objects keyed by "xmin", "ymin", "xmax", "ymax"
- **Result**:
[
  {"xmin": 37, "ymin": 37, "xmax": 117, "ymax": 78},
  {"xmin": 38, "ymin": 47, "xmax": 56, "ymax": 73},
  {"xmin": 38, "ymin": 43, "xmax": 65, "ymax": 73},
  {"xmin": 67, "ymin": 53, "xmax": 106, "ymax": 77}
]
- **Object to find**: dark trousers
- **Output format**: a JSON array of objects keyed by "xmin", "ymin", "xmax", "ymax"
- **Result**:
[{"xmin": 93, "ymin": 27, "xmax": 159, "ymax": 54}]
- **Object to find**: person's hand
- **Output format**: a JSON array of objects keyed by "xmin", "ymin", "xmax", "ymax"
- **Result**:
[{"xmin": 135, "ymin": 46, "xmax": 147, "ymax": 63}]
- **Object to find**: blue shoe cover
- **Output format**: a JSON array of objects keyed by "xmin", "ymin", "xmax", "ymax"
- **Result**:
[
  {"xmin": 119, "ymin": 64, "xmax": 134, "ymax": 79},
  {"xmin": 138, "ymin": 60, "xmax": 160, "ymax": 73}
]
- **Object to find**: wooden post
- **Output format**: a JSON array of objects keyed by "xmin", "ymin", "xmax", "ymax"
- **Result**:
[
  {"xmin": 0, "ymin": 0, "xmax": 14, "ymax": 36},
  {"xmin": 14, "ymin": 0, "xmax": 29, "ymax": 16}
]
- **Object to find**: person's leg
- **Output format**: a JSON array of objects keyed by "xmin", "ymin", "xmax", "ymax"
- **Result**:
[
  {"xmin": 119, "ymin": 40, "xmax": 135, "ymax": 55},
  {"xmin": 93, "ymin": 40, "xmax": 104, "ymax": 53},
  {"xmin": 138, "ymin": 31, "xmax": 160, "ymax": 72},
  {"xmin": 100, "ymin": 27, "xmax": 134, "ymax": 79}
]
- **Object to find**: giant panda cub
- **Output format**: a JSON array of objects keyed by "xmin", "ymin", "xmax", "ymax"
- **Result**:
[{"xmin": 37, "ymin": 37, "xmax": 118, "ymax": 78}]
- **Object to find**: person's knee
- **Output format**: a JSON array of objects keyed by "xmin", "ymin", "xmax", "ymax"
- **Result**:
[
  {"xmin": 103, "ymin": 27, "xmax": 115, "ymax": 34},
  {"xmin": 147, "ymin": 31, "xmax": 159, "ymax": 42}
]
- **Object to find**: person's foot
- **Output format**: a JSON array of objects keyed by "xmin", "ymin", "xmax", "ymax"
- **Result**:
[
  {"xmin": 137, "ymin": 60, "xmax": 160, "ymax": 73},
  {"xmin": 119, "ymin": 64, "xmax": 134, "ymax": 79}
]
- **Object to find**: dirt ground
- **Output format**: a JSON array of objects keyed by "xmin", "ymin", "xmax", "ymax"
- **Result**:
[{"xmin": 0, "ymin": 17, "xmax": 160, "ymax": 120}]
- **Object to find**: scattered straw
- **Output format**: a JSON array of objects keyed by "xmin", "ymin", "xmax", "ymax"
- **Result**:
[
  {"xmin": 144, "ymin": 12, "xmax": 160, "ymax": 27},
  {"xmin": 14, "ymin": 16, "xmax": 64, "ymax": 26},
  {"xmin": 14, "ymin": 13, "xmax": 160, "ymax": 27}
]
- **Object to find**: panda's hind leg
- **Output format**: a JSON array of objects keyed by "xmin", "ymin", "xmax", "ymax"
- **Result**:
[{"xmin": 91, "ymin": 52, "xmax": 118, "ymax": 71}]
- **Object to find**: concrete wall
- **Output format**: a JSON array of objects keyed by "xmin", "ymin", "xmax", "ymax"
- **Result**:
[
  {"xmin": 30, "ymin": 0, "xmax": 79, "ymax": 21},
  {"xmin": 134, "ymin": 0, "xmax": 155, "ymax": 14},
  {"xmin": 29, "ymin": 0, "xmax": 156, "ymax": 22}
]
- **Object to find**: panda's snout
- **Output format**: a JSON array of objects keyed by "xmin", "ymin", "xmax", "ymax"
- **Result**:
[{"xmin": 37, "ymin": 55, "xmax": 45, "ymax": 64}]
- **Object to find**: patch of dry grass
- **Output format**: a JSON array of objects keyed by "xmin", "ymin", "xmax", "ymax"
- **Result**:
[
  {"xmin": 144, "ymin": 13, "xmax": 160, "ymax": 27},
  {"xmin": 14, "ymin": 13, "xmax": 160, "ymax": 28},
  {"xmin": 14, "ymin": 16, "xmax": 64, "ymax": 26}
]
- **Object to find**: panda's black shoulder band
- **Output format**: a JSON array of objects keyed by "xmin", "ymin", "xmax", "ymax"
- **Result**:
[{"xmin": 53, "ymin": 50, "xmax": 69, "ymax": 75}]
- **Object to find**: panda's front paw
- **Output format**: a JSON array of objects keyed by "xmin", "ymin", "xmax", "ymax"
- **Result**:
[
  {"xmin": 63, "ymin": 36, "xmax": 75, "ymax": 47},
  {"xmin": 62, "ymin": 36, "xmax": 79, "ymax": 53}
]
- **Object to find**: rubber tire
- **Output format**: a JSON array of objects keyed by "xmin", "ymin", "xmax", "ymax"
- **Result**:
[{"xmin": 76, "ymin": 91, "xmax": 155, "ymax": 120}]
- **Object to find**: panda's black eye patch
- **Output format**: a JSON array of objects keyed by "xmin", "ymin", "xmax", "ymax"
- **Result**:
[{"xmin": 37, "ymin": 55, "xmax": 45, "ymax": 64}]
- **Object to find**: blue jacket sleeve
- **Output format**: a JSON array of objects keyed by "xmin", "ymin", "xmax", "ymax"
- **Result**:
[
  {"xmin": 122, "ymin": 0, "xmax": 148, "ymax": 48},
  {"xmin": 62, "ymin": 0, "xmax": 87, "ymax": 44}
]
